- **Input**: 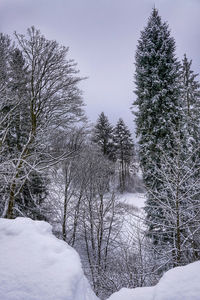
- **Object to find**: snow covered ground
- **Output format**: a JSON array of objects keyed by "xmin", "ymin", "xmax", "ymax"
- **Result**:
[
  {"xmin": 108, "ymin": 286, "xmax": 154, "ymax": 300},
  {"xmin": 119, "ymin": 192, "xmax": 146, "ymax": 209},
  {"xmin": 107, "ymin": 261, "xmax": 200, "ymax": 300},
  {"xmin": 1, "ymin": 209, "xmax": 200, "ymax": 300},
  {"xmin": 153, "ymin": 261, "xmax": 200, "ymax": 300},
  {"xmin": 118, "ymin": 192, "xmax": 146, "ymax": 241},
  {"xmin": 109, "ymin": 193, "xmax": 200, "ymax": 299},
  {"xmin": 0, "ymin": 217, "xmax": 98, "ymax": 300}
]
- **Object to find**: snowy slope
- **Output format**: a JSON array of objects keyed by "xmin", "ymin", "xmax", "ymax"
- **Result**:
[
  {"xmin": 0, "ymin": 217, "xmax": 98, "ymax": 300},
  {"xmin": 107, "ymin": 261, "xmax": 200, "ymax": 300}
]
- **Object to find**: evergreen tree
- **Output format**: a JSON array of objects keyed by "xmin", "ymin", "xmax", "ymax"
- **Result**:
[
  {"xmin": 133, "ymin": 8, "xmax": 183, "ymax": 265},
  {"xmin": 0, "ymin": 34, "xmax": 13, "ymax": 215},
  {"xmin": 6, "ymin": 48, "xmax": 29, "ymax": 152},
  {"xmin": 92, "ymin": 112, "xmax": 114, "ymax": 159},
  {"xmin": 14, "ymin": 171, "xmax": 48, "ymax": 220},
  {"xmin": 113, "ymin": 118, "xmax": 134, "ymax": 192},
  {"xmin": 181, "ymin": 54, "xmax": 200, "ymax": 154},
  {"xmin": 0, "ymin": 33, "xmax": 12, "ymax": 96},
  {"xmin": 180, "ymin": 55, "xmax": 200, "ymax": 262},
  {"xmin": 0, "ymin": 34, "xmax": 13, "ymax": 150}
]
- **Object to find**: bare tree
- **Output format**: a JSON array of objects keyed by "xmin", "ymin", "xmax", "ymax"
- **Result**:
[
  {"xmin": 0, "ymin": 27, "xmax": 85, "ymax": 218},
  {"xmin": 145, "ymin": 135, "xmax": 200, "ymax": 269},
  {"xmin": 75, "ymin": 147, "xmax": 121, "ymax": 298}
]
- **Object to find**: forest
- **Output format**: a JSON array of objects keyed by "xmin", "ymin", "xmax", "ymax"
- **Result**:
[{"xmin": 0, "ymin": 8, "xmax": 200, "ymax": 300}]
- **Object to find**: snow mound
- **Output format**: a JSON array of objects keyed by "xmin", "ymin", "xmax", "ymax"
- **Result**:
[
  {"xmin": 107, "ymin": 261, "xmax": 200, "ymax": 300},
  {"xmin": 107, "ymin": 287, "xmax": 154, "ymax": 300},
  {"xmin": 0, "ymin": 217, "xmax": 98, "ymax": 300},
  {"xmin": 154, "ymin": 261, "xmax": 200, "ymax": 300}
]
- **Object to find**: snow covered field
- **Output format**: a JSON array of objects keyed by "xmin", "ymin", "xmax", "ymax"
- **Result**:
[
  {"xmin": 119, "ymin": 192, "xmax": 146, "ymax": 242},
  {"xmin": 0, "ymin": 218, "xmax": 98, "ymax": 300},
  {"xmin": 119, "ymin": 192, "xmax": 146, "ymax": 209}
]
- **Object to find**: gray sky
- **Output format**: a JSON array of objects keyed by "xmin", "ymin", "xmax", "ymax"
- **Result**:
[{"xmin": 0, "ymin": 0, "xmax": 200, "ymax": 134}]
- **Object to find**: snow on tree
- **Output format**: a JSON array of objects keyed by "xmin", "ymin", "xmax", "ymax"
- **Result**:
[
  {"xmin": 181, "ymin": 54, "xmax": 200, "ymax": 156},
  {"xmin": 113, "ymin": 118, "xmax": 135, "ymax": 192},
  {"xmin": 132, "ymin": 8, "xmax": 184, "ymax": 265},
  {"xmin": 48, "ymin": 141, "xmax": 123, "ymax": 299},
  {"xmin": 0, "ymin": 47, "xmax": 48, "ymax": 219},
  {"xmin": 0, "ymin": 27, "xmax": 85, "ymax": 219},
  {"xmin": 179, "ymin": 55, "xmax": 200, "ymax": 263},
  {"xmin": 146, "ymin": 133, "xmax": 200, "ymax": 267},
  {"xmin": 92, "ymin": 112, "xmax": 114, "ymax": 159}
]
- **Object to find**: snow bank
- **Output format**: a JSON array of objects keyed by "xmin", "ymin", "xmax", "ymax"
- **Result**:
[
  {"xmin": 0, "ymin": 217, "xmax": 98, "ymax": 300},
  {"xmin": 107, "ymin": 287, "xmax": 154, "ymax": 300},
  {"xmin": 154, "ymin": 261, "xmax": 200, "ymax": 300},
  {"xmin": 107, "ymin": 261, "xmax": 200, "ymax": 300}
]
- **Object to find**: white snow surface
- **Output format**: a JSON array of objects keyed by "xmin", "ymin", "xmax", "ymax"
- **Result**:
[
  {"xmin": 154, "ymin": 261, "xmax": 200, "ymax": 300},
  {"xmin": 0, "ymin": 217, "xmax": 98, "ymax": 300},
  {"xmin": 107, "ymin": 287, "xmax": 154, "ymax": 300},
  {"xmin": 107, "ymin": 261, "xmax": 200, "ymax": 300},
  {"xmin": 119, "ymin": 192, "xmax": 146, "ymax": 209}
]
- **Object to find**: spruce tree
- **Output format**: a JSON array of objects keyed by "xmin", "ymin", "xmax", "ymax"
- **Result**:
[
  {"xmin": 0, "ymin": 34, "xmax": 13, "ymax": 215},
  {"xmin": 15, "ymin": 171, "xmax": 48, "ymax": 220},
  {"xmin": 181, "ymin": 55, "xmax": 200, "ymax": 262},
  {"xmin": 113, "ymin": 118, "xmax": 134, "ymax": 192},
  {"xmin": 133, "ymin": 8, "xmax": 183, "ymax": 265},
  {"xmin": 92, "ymin": 112, "xmax": 114, "ymax": 159},
  {"xmin": 7, "ymin": 48, "xmax": 29, "ymax": 152},
  {"xmin": 181, "ymin": 54, "xmax": 200, "ymax": 153}
]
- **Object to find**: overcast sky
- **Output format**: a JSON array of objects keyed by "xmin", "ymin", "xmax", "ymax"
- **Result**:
[{"xmin": 0, "ymin": 0, "xmax": 200, "ymax": 134}]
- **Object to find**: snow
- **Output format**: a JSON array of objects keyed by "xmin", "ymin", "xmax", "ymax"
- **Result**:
[
  {"xmin": 107, "ymin": 261, "xmax": 200, "ymax": 300},
  {"xmin": 1, "ymin": 211, "xmax": 200, "ymax": 300},
  {"xmin": 0, "ymin": 217, "xmax": 98, "ymax": 300},
  {"xmin": 154, "ymin": 261, "xmax": 200, "ymax": 300},
  {"xmin": 107, "ymin": 287, "xmax": 154, "ymax": 300},
  {"xmin": 119, "ymin": 192, "xmax": 146, "ymax": 241},
  {"xmin": 119, "ymin": 192, "xmax": 146, "ymax": 209}
]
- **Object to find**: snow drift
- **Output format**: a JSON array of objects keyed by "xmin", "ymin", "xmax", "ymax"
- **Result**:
[
  {"xmin": 153, "ymin": 261, "xmax": 200, "ymax": 300},
  {"xmin": 0, "ymin": 217, "xmax": 98, "ymax": 300},
  {"xmin": 107, "ymin": 286, "xmax": 154, "ymax": 300},
  {"xmin": 108, "ymin": 261, "xmax": 200, "ymax": 300},
  {"xmin": 1, "ymin": 217, "xmax": 200, "ymax": 300}
]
